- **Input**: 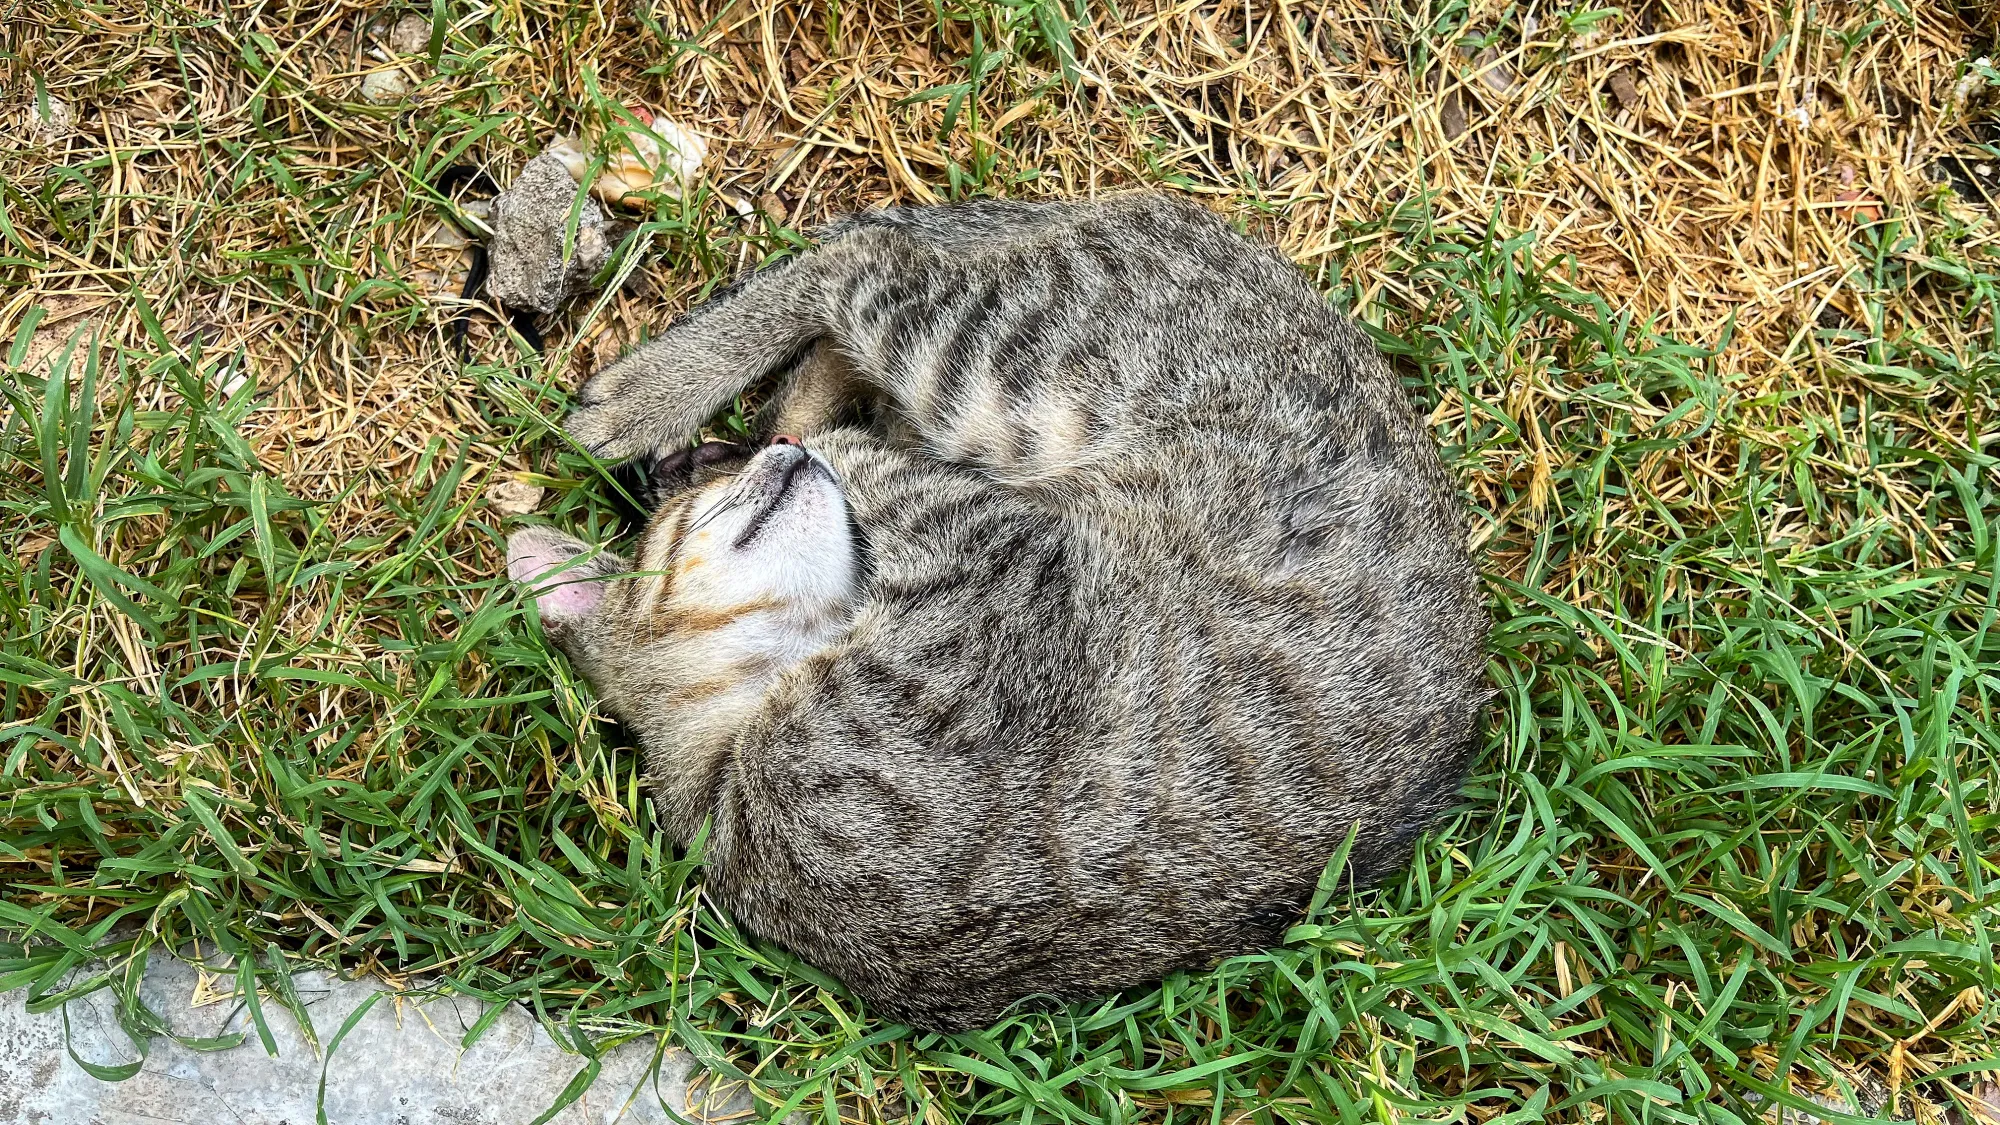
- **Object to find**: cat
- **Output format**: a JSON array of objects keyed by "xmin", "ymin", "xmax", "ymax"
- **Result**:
[{"xmin": 506, "ymin": 193, "xmax": 1490, "ymax": 1031}]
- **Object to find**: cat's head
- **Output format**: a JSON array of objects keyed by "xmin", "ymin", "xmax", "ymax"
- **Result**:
[{"xmin": 505, "ymin": 439, "xmax": 861, "ymax": 707}]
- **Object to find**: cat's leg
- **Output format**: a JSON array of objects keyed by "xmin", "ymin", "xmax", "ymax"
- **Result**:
[
  {"xmin": 566, "ymin": 200, "xmax": 1101, "ymax": 463},
  {"xmin": 753, "ymin": 340, "xmax": 865, "ymax": 440},
  {"xmin": 570, "ymin": 222, "xmax": 982, "ymax": 461},
  {"xmin": 791, "ymin": 211, "xmax": 1169, "ymax": 489},
  {"xmin": 812, "ymin": 193, "xmax": 1376, "ymax": 494},
  {"xmin": 611, "ymin": 343, "xmax": 866, "ymax": 517},
  {"xmin": 571, "ymin": 196, "xmax": 1215, "ymax": 483},
  {"xmin": 564, "ymin": 255, "xmax": 826, "ymax": 461}
]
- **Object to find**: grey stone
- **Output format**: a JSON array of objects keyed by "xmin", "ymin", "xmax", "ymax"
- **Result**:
[
  {"xmin": 486, "ymin": 152, "xmax": 623, "ymax": 317},
  {"xmin": 29, "ymin": 97, "xmax": 77, "ymax": 143},
  {"xmin": 0, "ymin": 954, "xmax": 762, "ymax": 1125},
  {"xmin": 388, "ymin": 14, "xmax": 432, "ymax": 56}
]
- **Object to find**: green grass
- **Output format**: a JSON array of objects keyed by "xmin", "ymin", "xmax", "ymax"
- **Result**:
[
  {"xmin": 3, "ymin": 205, "xmax": 1996, "ymax": 1122},
  {"xmin": 4, "ymin": 0, "xmax": 1999, "ymax": 1120}
]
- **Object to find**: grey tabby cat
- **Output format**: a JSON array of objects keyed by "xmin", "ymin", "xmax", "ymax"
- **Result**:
[{"xmin": 507, "ymin": 193, "xmax": 1488, "ymax": 1031}]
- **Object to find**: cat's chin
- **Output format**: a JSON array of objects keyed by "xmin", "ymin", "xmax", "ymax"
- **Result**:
[
  {"xmin": 731, "ymin": 447, "xmax": 833, "ymax": 549},
  {"xmin": 667, "ymin": 443, "xmax": 859, "ymax": 615}
]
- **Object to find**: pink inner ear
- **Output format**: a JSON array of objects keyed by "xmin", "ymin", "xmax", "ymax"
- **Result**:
[
  {"xmin": 507, "ymin": 533, "xmax": 607, "ymax": 620},
  {"xmin": 533, "ymin": 575, "xmax": 606, "ymax": 619}
]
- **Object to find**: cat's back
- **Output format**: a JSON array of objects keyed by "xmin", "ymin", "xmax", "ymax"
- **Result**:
[
  {"xmin": 877, "ymin": 192, "xmax": 1491, "ymax": 895},
  {"xmin": 990, "ymin": 196, "xmax": 1484, "ymax": 727}
]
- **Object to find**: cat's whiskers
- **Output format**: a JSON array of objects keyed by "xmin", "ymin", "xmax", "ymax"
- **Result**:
[{"xmin": 682, "ymin": 490, "xmax": 749, "ymax": 538}]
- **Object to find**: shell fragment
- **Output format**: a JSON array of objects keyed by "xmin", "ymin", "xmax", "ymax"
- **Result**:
[{"xmin": 551, "ymin": 107, "xmax": 708, "ymax": 208}]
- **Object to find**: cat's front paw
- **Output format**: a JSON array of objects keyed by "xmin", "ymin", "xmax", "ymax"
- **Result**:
[
  {"xmin": 564, "ymin": 356, "xmax": 668, "ymax": 461},
  {"xmin": 564, "ymin": 400, "xmax": 657, "ymax": 463}
]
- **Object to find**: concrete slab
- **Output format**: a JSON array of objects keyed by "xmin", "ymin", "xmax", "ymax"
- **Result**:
[{"xmin": 0, "ymin": 954, "xmax": 763, "ymax": 1125}]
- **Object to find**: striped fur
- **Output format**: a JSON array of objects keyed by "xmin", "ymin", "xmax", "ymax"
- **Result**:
[{"xmin": 508, "ymin": 194, "xmax": 1490, "ymax": 1030}]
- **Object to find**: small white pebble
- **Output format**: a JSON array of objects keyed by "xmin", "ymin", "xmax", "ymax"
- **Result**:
[
  {"xmin": 428, "ymin": 221, "xmax": 469, "ymax": 250},
  {"xmin": 214, "ymin": 366, "xmax": 250, "ymax": 399},
  {"xmin": 548, "ymin": 134, "xmax": 591, "ymax": 183},
  {"xmin": 360, "ymin": 69, "xmax": 411, "ymax": 103},
  {"xmin": 486, "ymin": 479, "xmax": 544, "ymax": 515},
  {"xmin": 649, "ymin": 115, "xmax": 708, "ymax": 187}
]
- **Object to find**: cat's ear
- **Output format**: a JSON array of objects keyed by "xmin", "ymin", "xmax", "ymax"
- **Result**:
[{"xmin": 507, "ymin": 527, "xmax": 623, "ymax": 624}]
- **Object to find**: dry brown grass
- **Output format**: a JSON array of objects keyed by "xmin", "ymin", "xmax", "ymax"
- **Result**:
[{"xmin": 6, "ymin": 0, "xmax": 1995, "ymax": 581}]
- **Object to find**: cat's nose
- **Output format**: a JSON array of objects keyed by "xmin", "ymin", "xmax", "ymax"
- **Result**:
[{"xmin": 770, "ymin": 434, "xmax": 800, "ymax": 446}]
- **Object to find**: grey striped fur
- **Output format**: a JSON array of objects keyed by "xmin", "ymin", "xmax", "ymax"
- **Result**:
[{"xmin": 508, "ymin": 194, "xmax": 1489, "ymax": 1030}]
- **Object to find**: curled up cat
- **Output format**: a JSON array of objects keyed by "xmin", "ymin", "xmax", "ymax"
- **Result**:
[{"xmin": 506, "ymin": 193, "xmax": 1490, "ymax": 1031}]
